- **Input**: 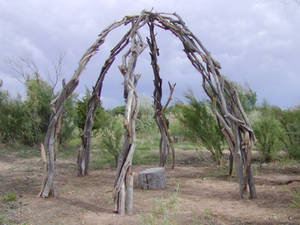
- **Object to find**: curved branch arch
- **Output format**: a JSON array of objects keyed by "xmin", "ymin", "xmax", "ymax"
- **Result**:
[{"xmin": 40, "ymin": 10, "xmax": 256, "ymax": 214}]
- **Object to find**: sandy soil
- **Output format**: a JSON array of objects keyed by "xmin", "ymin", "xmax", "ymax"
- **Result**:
[{"xmin": 0, "ymin": 149, "xmax": 300, "ymax": 225}]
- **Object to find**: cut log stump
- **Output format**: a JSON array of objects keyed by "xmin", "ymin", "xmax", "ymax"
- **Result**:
[{"xmin": 137, "ymin": 167, "xmax": 166, "ymax": 190}]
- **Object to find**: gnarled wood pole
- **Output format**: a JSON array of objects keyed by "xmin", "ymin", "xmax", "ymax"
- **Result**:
[
  {"xmin": 113, "ymin": 21, "xmax": 147, "ymax": 214},
  {"xmin": 39, "ymin": 15, "xmax": 136, "ymax": 197},
  {"xmin": 146, "ymin": 12, "xmax": 256, "ymax": 198},
  {"xmin": 77, "ymin": 28, "xmax": 132, "ymax": 176},
  {"xmin": 147, "ymin": 22, "xmax": 176, "ymax": 168}
]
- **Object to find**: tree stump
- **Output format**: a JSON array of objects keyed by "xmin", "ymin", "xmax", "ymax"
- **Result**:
[{"xmin": 137, "ymin": 167, "xmax": 166, "ymax": 190}]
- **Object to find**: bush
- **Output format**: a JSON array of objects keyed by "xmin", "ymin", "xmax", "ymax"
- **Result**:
[
  {"xmin": 253, "ymin": 102, "xmax": 284, "ymax": 162},
  {"xmin": 176, "ymin": 92, "xmax": 224, "ymax": 164},
  {"xmin": 0, "ymin": 91, "xmax": 29, "ymax": 143},
  {"xmin": 279, "ymin": 107, "xmax": 300, "ymax": 159},
  {"xmin": 99, "ymin": 115, "xmax": 124, "ymax": 167},
  {"xmin": 0, "ymin": 75, "xmax": 77, "ymax": 146},
  {"xmin": 253, "ymin": 115, "xmax": 283, "ymax": 162},
  {"xmin": 75, "ymin": 88, "xmax": 108, "ymax": 133},
  {"xmin": 136, "ymin": 95, "xmax": 157, "ymax": 137}
]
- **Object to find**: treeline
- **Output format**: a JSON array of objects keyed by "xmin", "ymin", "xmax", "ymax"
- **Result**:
[
  {"xmin": 1, "ymin": 75, "xmax": 299, "ymax": 163},
  {"xmin": 0, "ymin": 75, "xmax": 158, "ymax": 151},
  {"xmin": 169, "ymin": 84, "xmax": 300, "ymax": 162},
  {"xmin": 0, "ymin": 74, "xmax": 105, "ymax": 146}
]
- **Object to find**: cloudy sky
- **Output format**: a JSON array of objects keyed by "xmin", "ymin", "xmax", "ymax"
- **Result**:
[{"xmin": 0, "ymin": 0, "xmax": 299, "ymax": 109}]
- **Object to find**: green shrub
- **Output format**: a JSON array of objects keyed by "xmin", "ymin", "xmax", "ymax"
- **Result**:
[
  {"xmin": 136, "ymin": 95, "xmax": 157, "ymax": 138},
  {"xmin": 99, "ymin": 115, "xmax": 123, "ymax": 167},
  {"xmin": 2, "ymin": 193, "xmax": 16, "ymax": 202},
  {"xmin": 279, "ymin": 107, "xmax": 300, "ymax": 159},
  {"xmin": 176, "ymin": 91, "xmax": 224, "ymax": 164},
  {"xmin": 75, "ymin": 88, "xmax": 108, "ymax": 133},
  {"xmin": 253, "ymin": 114, "xmax": 283, "ymax": 162}
]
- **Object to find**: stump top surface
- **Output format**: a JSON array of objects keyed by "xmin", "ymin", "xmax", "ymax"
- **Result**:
[{"xmin": 139, "ymin": 167, "xmax": 165, "ymax": 174}]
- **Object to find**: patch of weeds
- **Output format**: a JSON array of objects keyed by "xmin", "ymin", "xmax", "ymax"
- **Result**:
[
  {"xmin": 136, "ymin": 137, "xmax": 160, "ymax": 151},
  {"xmin": 90, "ymin": 155, "xmax": 115, "ymax": 169},
  {"xmin": 133, "ymin": 150, "xmax": 160, "ymax": 165},
  {"xmin": 290, "ymin": 188, "xmax": 300, "ymax": 208},
  {"xmin": 139, "ymin": 185, "xmax": 179, "ymax": 225},
  {"xmin": 57, "ymin": 144, "xmax": 77, "ymax": 159},
  {"xmin": 0, "ymin": 143, "xmax": 40, "ymax": 159},
  {"xmin": 277, "ymin": 157, "xmax": 300, "ymax": 167},
  {"xmin": 174, "ymin": 142, "xmax": 199, "ymax": 151},
  {"xmin": 0, "ymin": 216, "xmax": 12, "ymax": 225},
  {"xmin": 191, "ymin": 208, "xmax": 219, "ymax": 225},
  {"xmin": 205, "ymin": 166, "xmax": 228, "ymax": 178},
  {"xmin": 1, "ymin": 193, "xmax": 16, "ymax": 203}
]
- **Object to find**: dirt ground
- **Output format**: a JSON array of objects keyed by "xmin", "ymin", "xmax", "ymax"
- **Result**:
[{"xmin": 0, "ymin": 149, "xmax": 300, "ymax": 225}]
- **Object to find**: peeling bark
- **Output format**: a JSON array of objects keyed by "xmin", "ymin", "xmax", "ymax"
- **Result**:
[
  {"xmin": 147, "ymin": 22, "xmax": 176, "ymax": 169},
  {"xmin": 113, "ymin": 23, "xmax": 147, "ymax": 214}
]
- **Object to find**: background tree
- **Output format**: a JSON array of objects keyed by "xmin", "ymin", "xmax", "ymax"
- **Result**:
[
  {"xmin": 2, "ymin": 55, "xmax": 76, "ymax": 146},
  {"xmin": 0, "ymin": 89, "xmax": 28, "ymax": 143},
  {"xmin": 253, "ymin": 109, "xmax": 284, "ymax": 162},
  {"xmin": 75, "ymin": 88, "xmax": 107, "ymax": 132},
  {"xmin": 111, "ymin": 105, "xmax": 125, "ymax": 116},
  {"xmin": 24, "ymin": 73, "xmax": 53, "ymax": 145}
]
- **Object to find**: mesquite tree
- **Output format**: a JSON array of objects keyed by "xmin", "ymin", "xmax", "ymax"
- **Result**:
[{"xmin": 40, "ymin": 10, "xmax": 257, "ymax": 209}]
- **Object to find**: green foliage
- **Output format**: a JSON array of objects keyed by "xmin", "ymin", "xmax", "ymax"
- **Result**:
[
  {"xmin": 0, "ymin": 75, "xmax": 53, "ymax": 145},
  {"xmin": 99, "ymin": 115, "xmax": 123, "ymax": 167},
  {"xmin": 0, "ymin": 74, "xmax": 77, "ymax": 146},
  {"xmin": 136, "ymin": 95, "xmax": 157, "ymax": 137},
  {"xmin": 2, "ymin": 193, "xmax": 16, "ymax": 203},
  {"xmin": 59, "ymin": 93, "xmax": 78, "ymax": 144},
  {"xmin": 132, "ymin": 150, "xmax": 160, "ymax": 165},
  {"xmin": 253, "ymin": 106, "xmax": 283, "ymax": 162},
  {"xmin": 25, "ymin": 75, "xmax": 52, "ymax": 136},
  {"xmin": 111, "ymin": 105, "xmax": 125, "ymax": 116},
  {"xmin": 75, "ymin": 88, "xmax": 107, "ymax": 133},
  {"xmin": 176, "ymin": 91, "xmax": 224, "ymax": 164},
  {"xmin": 0, "ymin": 91, "xmax": 28, "ymax": 143},
  {"xmin": 279, "ymin": 107, "xmax": 300, "ymax": 159}
]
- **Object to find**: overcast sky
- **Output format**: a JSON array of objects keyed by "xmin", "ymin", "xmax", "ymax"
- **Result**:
[{"xmin": 0, "ymin": 0, "xmax": 299, "ymax": 109}]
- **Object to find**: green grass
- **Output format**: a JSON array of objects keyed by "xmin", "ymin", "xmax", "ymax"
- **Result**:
[
  {"xmin": 133, "ymin": 150, "xmax": 160, "ymax": 165},
  {"xmin": 174, "ymin": 142, "xmax": 199, "ymax": 151},
  {"xmin": 136, "ymin": 137, "xmax": 160, "ymax": 151}
]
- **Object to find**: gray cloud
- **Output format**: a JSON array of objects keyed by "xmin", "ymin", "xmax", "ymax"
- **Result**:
[{"xmin": 0, "ymin": 0, "xmax": 299, "ymax": 109}]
